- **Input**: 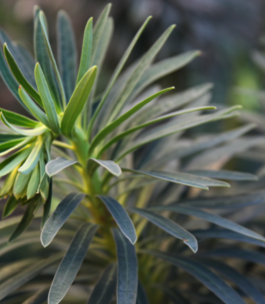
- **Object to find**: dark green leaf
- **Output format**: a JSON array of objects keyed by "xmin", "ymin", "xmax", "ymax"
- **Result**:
[
  {"xmin": 87, "ymin": 264, "xmax": 116, "ymax": 304},
  {"xmin": 0, "ymin": 107, "xmax": 38, "ymax": 128},
  {"xmin": 57, "ymin": 10, "xmax": 77, "ymax": 102},
  {"xmin": 41, "ymin": 179, "xmax": 53, "ymax": 227},
  {"xmin": 151, "ymin": 205, "xmax": 265, "ymax": 243},
  {"xmin": 48, "ymin": 223, "xmax": 98, "ymax": 304},
  {"xmin": 136, "ymin": 282, "xmax": 149, "ymax": 304},
  {"xmin": 130, "ymin": 208, "xmax": 197, "ymax": 253},
  {"xmin": 148, "ymin": 251, "xmax": 245, "ymax": 304},
  {"xmin": 9, "ymin": 196, "xmax": 41, "ymax": 242},
  {"xmin": 22, "ymin": 287, "xmax": 49, "ymax": 304},
  {"xmin": 41, "ymin": 193, "xmax": 85, "ymax": 246},
  {"xmin": 45, "ymin": 157, "xmax": 78, "ymax": 177},
  {"xmin": 113, "ymin": 228, "xmax": 138, "ymax": 304},
  {"xmin": 34, "ymin": 63, "xmax": 60, "ymax": 134},
  {"xmin": 98, "ymin": 195, "xmax": 137, "ymax": 244},
  {"xmin": 2, "ymin": 196, "xmax": 20, "ymax": 218},
  {"xmin": 4, "ymin": 43, "xmax": 42, "ymax": 106}
]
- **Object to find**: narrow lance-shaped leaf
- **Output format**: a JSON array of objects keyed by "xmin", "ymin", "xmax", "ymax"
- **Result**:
[
  {"xmin": 0, "ymin": 137, "xmax": 32, "ymax": 158},
  {"xmin": 0, "ymin": 107, "xmax": 38, "ymax": 128},
  {"xmin": 130, "ymin": 208, "xmax": 198, "ymax": 253},
  {"xmin": 76, "ymin": 17, "xmax": 93, "ymax": 84},
  {"xmin": 19, "ymin": 86, "xmax": 50, "ymax": 128},
  {"xmin": 87, "ymin": 158, "xmax": 122, "ymax": 176},
  {"xmin": 13, "ymin": 171, "xmax": 31, "ymax": 196},
  {"xmin": 39, "ymin": 11, "xmax": 66, "ymax": 107},
  {"xmin": 22, "ymin": 287, "xmax": 49, "ymax": 304},
  {"xmin": 87, "ymin": 264, "xmax": 117, "ymax": 304},
  {"xmin": 46, "ymin": 157, "xmax": 78, "ymax": 177},
  {"xmin": 57, "ymin": 10, "xmax": 77, "ymax": 102},
  {"xmin": 202, "ymin": 259, "xmax": 265, "ymax": 304},
  {"xmin": 2, "ymin": 196, "xmax": 20, "ymax": 218},
  {"xmin": 61, "ymin": 66, "xmax": 97, "ymax": 136},
  {"xmin": 27, "ymin": 164, "xmax": 40, "ymax": 199},
  {"xmin": 48, "ymin": 223, "xmax": 98, "ymax": 304},
  {"xmin": 147, "ymin": 251, "xmax": 245, "ymax": 304},
  {"xmin": 89, "ymin": 15, "xmax": 152, "ymax": 135},
  {"xmin": 9, "ymin": 196, "xmax": 41, "ymax": 242},
  {"xmin": 35, "ymin": 63, "xmax": 60, "ymax": 134},
  {"xmin": 19, "ymin": 136, "xmax": 44, "ymax": 174},
  {"xmin": 41, "ymin": 179, "xmax": 53, "ymax": 227},
  {"xmin": 151, "ymin": 205, "xmax": 265, "ymax": 243},
  {"xmin": 106, "ymin": 24, "xmax": 176, "ymax": 124},
  {"xmin": 113, "ymin": 228, "xmax": 138, "ymax": 304},
  {"xmin": 41, "ymin": 193, "xmax": 85, "ymax": 247},
  {"xmin": 89, "ymin": 87, "xmax": 174, "ymax": 152},
  {"xmin": 4, "ymin": 43, "xmax": 43, "ymax": 106},
  {"xmin": 98, "ymin": 195, "xmax": 137, "ymax": 244}
]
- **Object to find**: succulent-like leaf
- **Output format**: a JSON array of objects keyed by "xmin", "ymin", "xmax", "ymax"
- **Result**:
[
  {"xmin": 41, "ymin": 193, "xmax": 85, "ymax": 247},
  {"xmin": 98, "ymin": 195, "xmax": 137, "ymax": 244},
  {"xmin": 130, "ymin": 208, "xmax": 198, "ymax": 253},
  {"xmin": 45, "ymin": 157, "xmax": 78, "ymax": 177},
  {"xmin": 87, "ymin": 158, "xmax": 122, "ymax": 176},
  {"xmin": 48, "ymin": 223, "xmax": 98, "ymax": 304},
  {"xmin": 113, "ymin": 228, "xmax": 138, "ymax": 304}
]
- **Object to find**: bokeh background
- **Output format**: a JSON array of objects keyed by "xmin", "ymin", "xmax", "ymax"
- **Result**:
[{"xmin": 0, "ymin": 0, "xmax": 265, "ymax": 115}]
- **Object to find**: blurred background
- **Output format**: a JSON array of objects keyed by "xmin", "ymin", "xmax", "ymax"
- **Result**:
[{"xmin": 0, "ymin": 0, "xmax": 265, "ymax": 115}]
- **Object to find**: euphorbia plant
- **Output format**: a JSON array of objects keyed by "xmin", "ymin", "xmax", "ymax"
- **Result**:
[{"xmin": 0, "ymin": 4, "xmax": 264, "ymax": 304}]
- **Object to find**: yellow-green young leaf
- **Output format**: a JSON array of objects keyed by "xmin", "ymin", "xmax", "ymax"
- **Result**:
[
  {"xmin": 19, "ymin": 86, "xmax": 50, "ymax": 128},
  {"xmin": 4, "ymin": 43, "xmax": 43, "ymax": 106},
  {"xmin": 34, "ymin": 63, "xmax": 60, "ymax": 134},
  {"xmin": 19, "ymin": 137, "xmax": 44, "ymax": 175},
  {"xmin": 0, "ymin": 137, "xmax": 32, "ymax": 157},
  {"xmin": 2, "ymin": 196, "xmax": 20, "ymax": 218},
  {"xmin": 0, "ymin": 168, "xmax": 18, "ymax": 197},
  {"xmin": 76, "ymin": 17, "xmax": 93, "ymax": 84},
  {"xmin": 13, "ymin": 172, "xmax": 31, "ymax": 196},
  {"xmin": 61, "ymin": 66, "xmax": 97, "ymax": 136},
  {"xmin": 27, "ymin": 164, "xmax": 40, "ymax": 199}
]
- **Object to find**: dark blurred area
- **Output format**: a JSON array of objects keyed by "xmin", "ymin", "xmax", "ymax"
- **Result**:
[{"xmin": 0, "ymin": 0, "xmax": 265, "ymax": 114}]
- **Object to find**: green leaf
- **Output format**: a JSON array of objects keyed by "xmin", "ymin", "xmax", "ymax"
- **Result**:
[
  {"xmin": 9, "ymin": 196, "xmax": 41, "ymax": 242},
  {"xmin": 98, "ymin": 195, "xmax": 137, "ymax": 244},
  {"xmin": 147, "ymin": 251, "xmax": 245, "ymax": 304},
  {"xmin": 202, "ymin": 259, "xmax": 265, "ymax": 304},
  {"xmin": 182, "ymin": 190, "xmax": 265, "ymax": 209},
  {"xmin": 41, "ymin": 179, "xmax": 53, "ymax": 227},
  {"xmin": 34, "ymin": 63, "xmax": 60, "ymax": 134},
  {"xmin": 57, "ymin": 11, "xmax": 77, "ymax": 102},
  {"xmin": 41, "ymin": 193, "xmax": 85, "ymax": 247},
  {"xmin": 39, "ymin": 11, "xmax": 66, "ymax": 108},
  {"xmin": 45, "ymin": 157, "xmax": 78, "ymax": 177},
  {"xmin": 0, "ymin": 112, "xmax": 46, "ymax": 136},
  {"xmin": 123, "ymin": 169, "xmax": 230, "ymax": 190},
  {"xmin": 106, "ymin": 24, "xmax": 176, "ymax": 124},
  {"xmin": 0, "ymin": 254, "xmax": 62, "ymax": 301},
  {"xmin": 186, "ymin": 169, "xmax": 258, "ymax": 181},
  {"xmin": 0, "ymin": 137, "xmax": 32, "ymax": 157},
  {"xmin": 18, "ymin": 86, "xmax": 50, "ymax": 127},
  {"xmin": 89, "ymin": 15, "xmax": 152, "ymax": 134},
  {"xmin": 76, "ymin": 17, "xmax": 93, "ymax": 84},
  {"xmin": 4, "ymin": 43, "xmax": 42, "ymax": 106},
  {"xmin": 87, "ymin": 264, "xmax": 116, "ymax": 304},
  {"xmin": 116, "ymin": 106, "xmax": 241, "ymax": 160},
  {"xmin": 89, "ymin": 87, "xmax": 174, "ymax": 152},
  {"xmin": 61, "ymin": 66, "xmax": 97, "ymax": 136},
  {"xmin": 0, "ymin": 169, "xmax": 18, "ymax": 197},
  {"xmin": 0, "ymin": 107, "xmax": 38, "ymax": 128},
  {"xmin": 13, "ymin": 172, "xmax": 31, "ymax": 196},
  {"xmin": 0, "ymin": 148, "xmax": 31, "ymax": 178},
  {"xmin": 0, "ymin": 133, "xmax": 24, "ymax": 143},
  {"xmin": 87, "ymin": 158, "xmax": 121, "ymax": 176},
  {"xmin": 0, "ymin": 30, "xmax": 36, "ymax": 88},
  {"xmin": 130, "ymin": 208, "xmax": 197, "ymax": 252},
  {"xmin": 91, "ymin": 4, "xmax": 112, "ymax": 64},
  {"xmin": 48, "ymin": 223, "xmax": 98, "ymax": 304},
  {"xmin": 98, "ymin": 106, "xmax": 216, "ymax": 157},
  {"xmin": 2, "ymin": 196, "xmax": 20, "ymax": 218},
  {"xmin": 129, "ymin": 50, "xmax": 201, "ymax": 103},
  {"xmin": 27, "ymin": 164, "xmax": 40, "ymax": 199},
  {"xmin": 136, "ymin": 283, "xmax": 149, "ymax": 304},
  {"xmin": 151, "ymin": 205, "xmax": 265, "ymax": 243},
  {"xmin": 113, "ymin": 228, "xmax": 138, "ymax": 304},
  {"xmin": 19, "ymin": 137, "xmax": 44, "ymax": 174}
]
